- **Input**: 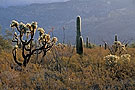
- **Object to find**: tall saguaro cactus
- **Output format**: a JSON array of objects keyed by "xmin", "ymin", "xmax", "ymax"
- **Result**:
[{"xmin": 76, "ymin": 16, "xmax": 83, "ymax": 54}]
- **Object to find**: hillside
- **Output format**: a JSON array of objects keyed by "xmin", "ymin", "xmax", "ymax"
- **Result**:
[
  {"xmin": 0, "ymin": 0, "xmax": 135, "ymax": 44},
  {"xmin": 0, "ymin": 44, "xmax": 135, "ymax": 89}
]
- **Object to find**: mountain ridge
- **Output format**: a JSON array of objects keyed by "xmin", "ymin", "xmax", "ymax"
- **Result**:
[{"xmin": 0, "ymin": 0, "xmax": 135, "ymax": 44}]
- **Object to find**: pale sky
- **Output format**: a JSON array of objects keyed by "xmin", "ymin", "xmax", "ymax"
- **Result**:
[{"xmin": 0, "ymin": 0, "xmax": 69, "ymax": 7}]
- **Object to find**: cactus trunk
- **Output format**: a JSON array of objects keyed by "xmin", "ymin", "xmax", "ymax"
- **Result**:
[
  {"xmin": 76, "ymin": 16, "xmax": 83, "ymax": 54},
  {"xmin": 86, "ymin": 37, "xmax": 89, "ymax": 48},
  {"xmin": 115, "ymin": 34, "xmax": 118, "ymax": 41},
  {"xmin": 78, "ymin": 36, "xmax": 83, "ymax": 54},
  {"xmin": 76, "ymin": 16, "xmax": 81, "ymax": 53},
  {"xmin": 105, "ymin": 42, "xmax": 107, "ymax": 50}
]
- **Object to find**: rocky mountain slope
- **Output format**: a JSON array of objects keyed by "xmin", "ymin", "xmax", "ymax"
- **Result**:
[{"xmin": 0, "ymin": 0, "xmax": 135, "ymax": 44}]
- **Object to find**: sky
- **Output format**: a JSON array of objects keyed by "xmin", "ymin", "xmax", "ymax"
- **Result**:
[{"xmin": 0, "ymin": 0, "xmax": 69, "ymax": 7}]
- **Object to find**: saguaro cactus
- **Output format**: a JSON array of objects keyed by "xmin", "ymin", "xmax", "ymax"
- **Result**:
[
  {"xmin": 76, "ymin": 16, "xmax": 83, "ymax": 54},
  {"xmin": 76, "ymin": 16, "xmax": 81, "ymax": 53},
  {"xmin": 78, "ymin": 36, "xmax": 83, "ymax": 54},
  {"xmin": 105, "ymin": 42, "xmax": 107, "ymax": 50},
  {"xmin": 11, "ymin": 20, "xmax": 58, "ymax": 67},
  {"xmin": 115, "ymin": 34, "xmax": 118, "ymax": 41},
  {"xmin": 86, "ymin": 37, "xmax": 89, "ymax": 48}
]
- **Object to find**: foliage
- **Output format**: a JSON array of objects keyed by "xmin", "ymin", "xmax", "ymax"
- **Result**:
[
  {"xmin": 0, "ymin": 25, "xmax": 12, "ymax": 51},
  {"xmin": 129, "ymin": 42, "xmax": 135, "ymax": 48},
  {"xmin": 0, "ymin": 35, "xmax": 12, "ymax": 51},
  {"xmin": 84, "ymin": 42, "xmax": 96, "ymax": 49},
  {"xmin": 0, "ymin": 45, "xmax": 135, "ymax": 89}
]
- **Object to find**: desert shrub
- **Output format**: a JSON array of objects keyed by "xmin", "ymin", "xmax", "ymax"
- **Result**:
[
  {"xmin": 0, "ymin": 35, "xmax": 12, "ymax": 51},
  {"xmin": 104, "ymin": 54, "xmax": 119, "ymax": 67},
  {"xmin": 84, "ymin": 42, "xmax": 96, "ymax": 49},
  {"xmin": 129, "ymin": 42, "xmax": 135, "ymax": 48},
  {"xmin": 0, "ymin": 44, "xmax": 135, "ymax": 89}
]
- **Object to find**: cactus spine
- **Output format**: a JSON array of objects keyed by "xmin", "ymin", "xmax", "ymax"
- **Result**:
[{"xmin": 76, "ymin": 16, "xmax": 83, "ymax": 54}]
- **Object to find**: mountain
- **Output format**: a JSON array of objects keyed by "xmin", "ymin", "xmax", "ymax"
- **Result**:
[{"xmin": 0, "ymin": 0, "xmax": 135, "ymax": 44}]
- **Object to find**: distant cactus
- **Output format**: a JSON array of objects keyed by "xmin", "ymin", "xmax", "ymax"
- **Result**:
[
  {"xmin": 104, "ymin": 42, "xmax": 107, "ymax": 50},
  {"xmin": 86, "ymin": 37, "xmax": 89, "ymax": 48},
  {"xmin": 76, "ymin": 16, "xmax": 83, "ymax": 54},
  {"xmin": 115, "ymin": 34, "xmax": 118, "ymax": 41},
  {"xmin": 104, "ymin": 35, "xmax": 130, "ymax": 67}
]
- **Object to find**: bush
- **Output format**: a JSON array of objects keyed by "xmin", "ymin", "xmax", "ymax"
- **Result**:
[{"xmin": 0, "ymin": 35, "xmax": 12, "ymax": 51}]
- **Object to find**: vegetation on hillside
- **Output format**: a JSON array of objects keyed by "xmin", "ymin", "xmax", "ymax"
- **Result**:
[
  {"xmin": 0, "ymin": 43, "xmax": 135, "ymax": 89},
  {"xmin": 0, "ymin": 17, "xmax": 135, "ymax": 90},
  {"xmin": 0, "ymin": 26, "xmax": 12, "ymax": 51}
]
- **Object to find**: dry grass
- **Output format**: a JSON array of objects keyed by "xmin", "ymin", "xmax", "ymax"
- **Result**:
[{"xmin": 0, "ymin": 45, "xmax": 135, "ymax": 90}]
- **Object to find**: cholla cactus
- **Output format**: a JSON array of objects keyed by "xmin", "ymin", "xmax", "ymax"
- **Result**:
[
  {"xmin": 104, "ymin": 35, "xmax": 130, "ymax": 66},
  {"xmin": 38, "ymin": 28, "xmax": 45, "ymax": 36},
  {"xmin": 10, "ymin": 20, "xmax": 19, "ymax": 28},
  {"xmin": 26, "ymin": 31, "xmax": 31, "ymax": 39},
  {"xmin": 52, "ymin": 37, "xmax": 58, "ymax": 43},
  {"xmin": 104, "ymin": 54, "xmax": 120, "ymax": 67},
  {"xmin": 14, "ymin": 45, "xmax": 18, "ymax": 52},
  {"xmin": 120, "ymin": 54, "xmax": 131, "ymax": 63},
  {"xmin": 104, "ymin": 54, "xmax": 131, "ymax": 67},
  {"xmin": 108, "ymin": 40, "xmax": 127, "ymax": 55},
  {"xmin": 11, "ymin": 20, "xmax": 58, "ymax": 67},
  {"xmin": 26, "ymin": 23, "xmax": 32, "ymax": 31},
  {"xmin": 45, "ymin": 34, "xmax": 50, "ymax": 42}
]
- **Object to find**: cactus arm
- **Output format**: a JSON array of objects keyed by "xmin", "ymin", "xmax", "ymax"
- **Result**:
[
  {"xmin": 16, "ymin": 26, "xmax": 21, "ymax": 32},
  {"xmin": 19, "ymin": 32, "xmax": 25, "ymax": 44},
  {"xmin": 12, "ymin": 49, "xmax": 22, "ymax": 66},
  {"xmin": 25, "ymin": 30, "xmax": 34, "ymax": 45},
  {"xmin": 22, "ymin": 45, "xmax": 26, "ymax": 58},
  {"xmin": 24, "ymin": 46, "xmax": 31, "ymax": 51},
  {"xmin": 76, "ymin": 16, "xmax": 83, "ymax": 54},
  {"xmin": 78, "ymin": 36, "xmax": 83, "ymax": 54}
]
